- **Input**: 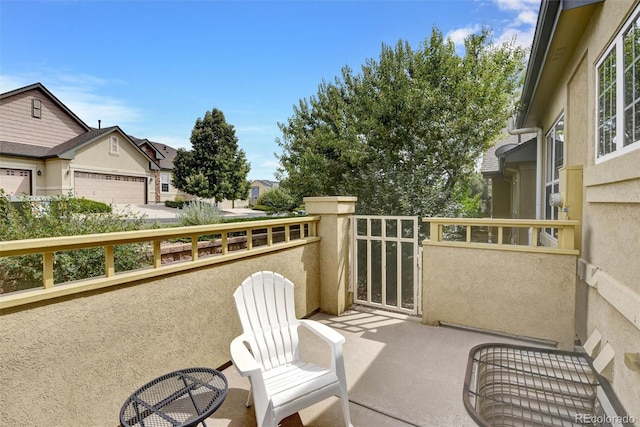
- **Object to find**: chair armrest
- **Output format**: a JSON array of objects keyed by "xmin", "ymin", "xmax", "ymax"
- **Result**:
[
  {"xmin": 299, "ymin": 319, "xmax": 346, "ymax": 346},
  {"xmin": 230, "ymin": 335, "xmax": 262, "ymax": 377}
]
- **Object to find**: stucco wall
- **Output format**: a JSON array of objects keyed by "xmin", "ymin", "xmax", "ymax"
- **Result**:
[
  {"xmin": 0, "ymin": 243, "xmax": 320, "ymax": 426},
  {"xmin": 525, "ymin": 0, "xmax": 640, "ymax": 417},
  {"xmin": 73, "ymin": 133, "xmax": 149, "ymax": 176},
  {"xmin": 422, "ymin": 245, "xmax": 577, "ymax": 350},
  {"xmin": 580, "ymin": 279, "xmax": 640, "ymax": 420}
]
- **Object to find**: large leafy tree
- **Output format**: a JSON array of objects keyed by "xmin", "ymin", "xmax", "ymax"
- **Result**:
[
  {"xmin": 173, "ymin": 108, "xmax": 251, "ymax": 201},
  {"xmin": 276, "ymin": 27, "xmax": 525, "ymax": 216}
]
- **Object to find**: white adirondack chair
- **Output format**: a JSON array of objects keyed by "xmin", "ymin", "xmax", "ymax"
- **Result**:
[{"xmin": 230, "ymin": 271, "xmax": 352, "ymax": 427}]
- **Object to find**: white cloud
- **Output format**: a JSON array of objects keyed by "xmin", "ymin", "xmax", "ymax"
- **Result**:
[
  {"xmin": 496, "ymin": 26, "xmax": 535, "ymax": 50},
  {"xmin": 517, "ymin": 10, "xmax": 538, "ymax": 26},
  {"xmin": 495, "ymin": 0, "xmax": 540, "ymax": 12},
  {"xmin": 446, "ymin": 25, "xmax": 482, "ymax": 49},
  {"xmin": 492, "ymin": 0, "xmax": 539, "ymax": 50}
]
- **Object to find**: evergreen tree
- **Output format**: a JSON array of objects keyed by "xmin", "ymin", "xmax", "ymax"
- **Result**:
[{"xmin": 173, "ymin": 108, "xmax": 250, "ymax": 201}]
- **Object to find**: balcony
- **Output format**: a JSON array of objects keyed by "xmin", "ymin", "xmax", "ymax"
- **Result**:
[
  {"xmin": 1, "ymin": 197, "xmax": 637, "ymax": 426},
  {"xmin": 214, "ymin": 308, "xmax": 555, "ymax": 427}
]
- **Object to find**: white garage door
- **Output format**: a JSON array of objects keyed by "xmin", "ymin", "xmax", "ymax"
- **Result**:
[
  {"xmin": 0, "ymin": 168, "xmax": 31, "ymax": 196},
  {"xmin": 75, "ymin": 172, "xmax": 146, "ymax": 204}
]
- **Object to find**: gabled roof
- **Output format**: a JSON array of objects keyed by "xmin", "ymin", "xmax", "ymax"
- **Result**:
[
  {"xmin": 51, "ymin": 127, "xmax": 118, "ymax": 159},
  {"xmin": 130, "ymin": 135, "xmax": 166, "ymax": 160},
  {"xmin": 52, "ymin": 126, "xmax": 160, "ymax": 170},
  {"xmin": 0, "ymin": 82, "xmax": 91, "ymax": 131},
  {"xmin": 149, "ymin": 142, "xmax": 178, "ymax": 170},
  {"xmin": 481, "ymin": 132, "xmax": 537, "ymax": 175},
  {"xmin": 252, "ymin": 180, "xmax": 279, "ymax": 187}
]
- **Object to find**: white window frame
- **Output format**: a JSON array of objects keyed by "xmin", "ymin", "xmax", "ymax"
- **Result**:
[
  {"xmin": 544, "ymin": 114, "xmax": 564, "ymax": 240},
  {"xmin": 161, "ymin": 173, "xmax": 170, "ymax": 193},
  {"xmin": 595, "ymin": 3, "xmax": 640, "ymax": 163},
  {"xmin": 109, "ymin": 136, "xmax": 119, "ymax": 155}
]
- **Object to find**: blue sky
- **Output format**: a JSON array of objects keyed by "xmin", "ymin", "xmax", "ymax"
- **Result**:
[{"xmin": 1, "ymin": 0, "xmax": 539, "ymax": 181}]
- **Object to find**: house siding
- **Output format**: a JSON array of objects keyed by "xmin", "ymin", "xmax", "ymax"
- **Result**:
[
  {"xmin": 530, "ymin": 0, "xmax": 640, "ymax": 418},
  {"xmin": 0, "ymin": 89, "xmax": 85, "ymax": 148}
]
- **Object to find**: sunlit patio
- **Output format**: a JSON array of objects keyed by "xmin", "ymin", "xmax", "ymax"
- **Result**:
[{"xmin": 206, "ymin": 308, "xmax": 553, "ymax": 427}]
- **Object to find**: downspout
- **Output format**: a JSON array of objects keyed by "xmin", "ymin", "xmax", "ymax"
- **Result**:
[{"xmin": 508, "ymin": 117, "xmax": 544, "ymax": 220}]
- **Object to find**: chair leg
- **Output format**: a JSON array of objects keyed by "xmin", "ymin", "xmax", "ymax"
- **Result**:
[
  {"xmin": 340, "ymin": 390, "xmax": 352, "ymax": 427},
  {"xmin": 245, "ymin": 385, "xmax": 253, "ymax": 408}
]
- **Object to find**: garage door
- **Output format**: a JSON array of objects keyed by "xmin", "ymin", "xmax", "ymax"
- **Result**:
[
  {"xmin": 0, "ymin": 168, "xmax": 31, "ymax": 196},
  {"xmin": 75, "ymin": 172, "xmax": 146, "ymax": 204}
]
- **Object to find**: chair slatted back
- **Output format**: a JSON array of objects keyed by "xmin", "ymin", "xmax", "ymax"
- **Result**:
[{"xmin": 233, "ymin": 271, "xmax": 301, "ymax": 371}]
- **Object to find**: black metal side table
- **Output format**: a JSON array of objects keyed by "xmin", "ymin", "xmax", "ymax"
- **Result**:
[{"xmin": 120, "ymin": 367, "xmax": 228, "ymax": 427}]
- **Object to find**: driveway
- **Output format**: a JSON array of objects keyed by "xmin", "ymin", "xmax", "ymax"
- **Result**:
[{"xmin": 112, "ymin": 204, "xmax": 266, "ymax": 223}]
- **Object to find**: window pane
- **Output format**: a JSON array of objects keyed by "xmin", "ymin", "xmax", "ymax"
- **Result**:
[
  {"xmin": 546, "ymin": 136, "xmax": 553, "ymax": 182},
  {"xmin": 356, "ymin": 239, "xmax": 368, "ymax": 301},
  {"xmin": 597, "ymin": 49, "xmax": 617, "ymax": 157},
  {"xmin": 554, "ymin": 120, "xmax": 564, "ymax": 180},
  {"xmin": 370, "ymin": 219, "xmax": 382, "ymax": 237},
  {"xmin": 625, "ymin": 106, "xmax": 634, "ymax": 144},
  {"xmin": 385, "ymin": 241, "xmax": 397, "ymax": 307},
  {"xmin": 371, "ymin": 240, "xmax": 382, "ymax": 304},
  {"xmin": 401, "ymin": 242, "xmax": 414, "ymax": 310},
  {"xmin": 401, "ymin": 219, "xmax": 414, "ymax": 239},
  {"xmin": 635, "ymin": 104, "xmax": 640, "ymax": 146},
  {"xmin": 356, "ymin": 218, "xmax": 367, "ymax": 236},
  {"xmin": 625, "ymin": 21, "xmax": 640, "ymax": 148},
  {"xmin": 385, "ymin": 219, "xmax": 397, "ymax": 238}
]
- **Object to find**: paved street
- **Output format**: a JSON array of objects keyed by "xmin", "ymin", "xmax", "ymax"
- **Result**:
[{"xmin": 112, "ymin": 204, "xmax": 266, "ymax": 224}]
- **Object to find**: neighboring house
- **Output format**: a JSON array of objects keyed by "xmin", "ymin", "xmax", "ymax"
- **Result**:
[
  {"xmin": 0, "ymin": 83, "xmax": 181, "ymax": 204},
  {"xmin": 129, "ymin": 136, "xmax": 188, "ymax": 203},
  {"xmin": 485, "ymin": 0, "xmax": 640, "ymax": 413},
  {"xmin": 481, "ymin": 131, "xmax": 537, "ymax": 243},
  {"xmin": 250, "ymin": 179, "xmax": 279, "ymax": 203}
]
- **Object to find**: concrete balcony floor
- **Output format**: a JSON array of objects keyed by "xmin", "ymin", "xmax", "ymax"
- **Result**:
[{"xmin": 205, "ymin": 308, "xmax": 552, "ymax": 427}]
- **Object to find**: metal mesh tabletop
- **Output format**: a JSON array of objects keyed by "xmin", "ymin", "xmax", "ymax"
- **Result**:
[
  {"xmin": 463, "ymin": 344, "xmax": 632, "ymax": 427},
  {"xmin": 120, "ymin": 367, "xmax": 227, "ymax": 427}
]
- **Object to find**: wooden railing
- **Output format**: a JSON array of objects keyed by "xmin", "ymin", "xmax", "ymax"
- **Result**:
[
  {"xmin": 0, "ymin": 216, "xmax": 320, "ymax": 309},
  {"xmin": 424, "ymin": 217, "xmax": 579, "ymax": 254}
]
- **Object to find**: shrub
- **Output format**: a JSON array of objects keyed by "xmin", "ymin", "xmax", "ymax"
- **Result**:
[
  {"xmin": 255, "ymin": 188, "xmax": 297, "ymax": 214},
  {"xmin": 50, "ymin": 197, "xmax": 112, "ymax": 213},
  {"xmin": 0, "ymin": 193, "xmax": 149, "ymax": 294},
  {"xmin": 165, "ymin": 197, "xmax": 189, "ymax": 209},
  {"xmin": 176, "ymin": 200, "xmax": 222, "ymax": 226}
]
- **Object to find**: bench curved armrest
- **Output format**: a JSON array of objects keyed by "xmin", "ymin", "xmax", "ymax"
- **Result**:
[
  {"xmin": 299, "ymin": 319, "xmax": 345, "ymax": 346},
  {"xmin": 230, "ymin": 335, "xmax": 262, "ymax": 377}
]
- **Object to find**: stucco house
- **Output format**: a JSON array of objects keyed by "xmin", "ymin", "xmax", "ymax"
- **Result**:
[
  {"xmin": 483, "ymin": 0, "xmax": 640, "ymax": 411},
  {"xmin": 250, "ymin": 179, "xmax": 279, "ymax": 204},
  {"xmin": 0, "ymin": 82, "xmax": 186, "ymax": 204}
]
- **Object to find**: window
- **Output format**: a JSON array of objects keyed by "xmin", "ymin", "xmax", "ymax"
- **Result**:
[
  {"xmin": 545, "ymin": 115, "xmax": 564, "ymax": 238},
  {"xmin": 109, "ymin": 136, "xmax": 119, "ymax": 155},
  {"xmin": 161, "ymin": 174, "xmax": 170, "ymax": 192},
  {"xmin": 596, "ymin": 4, "xmax": 640, "ymax": 160},
  {"xmin": 32, "ymin": 99, "xmax": 42, "ymax": 118}
]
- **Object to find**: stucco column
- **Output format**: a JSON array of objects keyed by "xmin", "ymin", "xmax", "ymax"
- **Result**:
[{"xmin": 304, "ymin": 196, "xmax": 357, "ymax": 316}]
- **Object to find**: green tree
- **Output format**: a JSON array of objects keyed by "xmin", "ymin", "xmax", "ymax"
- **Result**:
[
  {"xmin": 276, "ymin": 27, "xmax": 525, "ymax": 217},
  {"xmin": 173, "ymin": 108, "xmax": 251, "ymax": 201},
  {"xmin": 255, "ymin": 188, "xmax": 298, "ymax": 214}
]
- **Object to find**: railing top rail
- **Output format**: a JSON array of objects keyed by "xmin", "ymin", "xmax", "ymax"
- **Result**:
[
  {"xmin": 422, "ymin": 217, "xmax": 579, "ymax": 227},
  {"xmin": 0, "ymin": 216, "xmax": 320, "ymax": 257}
]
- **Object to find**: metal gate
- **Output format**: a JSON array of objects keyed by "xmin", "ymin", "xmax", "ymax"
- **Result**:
[{"xmin": 351, "ymin": 216, "xmax": 421, "ymax": 315}]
